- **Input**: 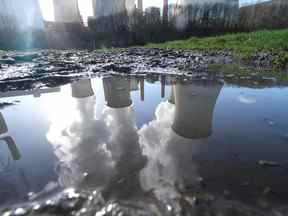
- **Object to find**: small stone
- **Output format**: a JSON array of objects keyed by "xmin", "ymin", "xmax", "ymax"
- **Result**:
[
  {"xmin": 166, "ymin": 204, "xmax": 172, "ymax": 211},
  {"xmin": 264, "ymin": 118, "xmax": 276, "ymax": 126},
  {"xmin": 262, "ymin": 77, "xmax": 277, "ymax": 83},
  {"xmin": 184, "ymin": 196, "xmax": 197, "ymax": 206},
  {"xmin": 45, "ymin": 199, "xmax": 54, "ymax": 205},
  {"xmin": 240, "ymin": 181, "xmax": 250, "ymax": 186},
  {"xmin": 223, "ymin": 190, "xmax": 231, "ymax": 197},
  {"xmin": 14, "ymin": 208, "xmax": 27, "ymax": 215},
  {"xmin": 2, "ymin": 211, "xmax": 12, "ymax": 216},
  {"xmin": 263, "ymin": 187, "xmax": 272, "ymax": 196},
  {"xmin": 0, "ymin": 58, "xmax": 15, "ymax": 65},
  {"xmin": 80, "ymin": 208, "xmax": 87, "ymax": 213},
  {"xmin": 272, "ymin": 210, "xmax": 284, "ymax": 216},
  {"xmin": 257, "ymin": 198, "xmax": 270, "ymax": 209},
  {"xmin": 258, "ymin": 160, "xmax": 280, "ymax": 167},
  {"xmin": 33, "ymin": 204, "xmax": 41, "ymax": 211},
  {"xmin": 283, "ymin": 133, "xmax": 288, "ymax": 140},
  {"xmin": 14, "ymin": 54, "xmax": 38, "ymax": 62},
  {"xmin": 225, "ymin": 74, "xmax": 235, "ymax": 78}
]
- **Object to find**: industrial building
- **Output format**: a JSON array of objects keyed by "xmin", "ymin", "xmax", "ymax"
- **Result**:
[
  {"xmin": 174, "ymin": 0, "xmax": 240, "ymax": 29},
  {"xmin": 145, "ymin": 7, "xmax": 161, "ymax": 24},
  {"xmin": 240, "ymin": 0, "xmax": 288, "ymax": 29}
]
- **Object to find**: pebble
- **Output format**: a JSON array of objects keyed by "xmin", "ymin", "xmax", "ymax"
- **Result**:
[
  {"xmin": 283, "ymin": 133, "xmax": 288, "ymax": 141},
  {"xmin": 2, "ymin": 211, "xmax": 12, "ymax": 216},
  {"xmin": 223, "ymin": 190, "xmax": 231, "ymax": 197},
  {"xmin": 264, "ymin": 118, "xmax": 276, "ymax": 126},
  {"xmin": 262, "ymin": 187, "xmax": 272, "ymax": 196},
  {"xmin": 258, "ymin": 160, "xmax": 280, "ymax": 167},
  {"xmin": 14, "ymin": 208, "xmax": 27, "ymax": 215},
  {"xmin": 0, "ymin": 58, "xmax": 16, "ymax": 65}
]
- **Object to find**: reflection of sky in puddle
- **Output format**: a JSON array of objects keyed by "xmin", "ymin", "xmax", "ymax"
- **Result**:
[{"xmin": 0, "ymin": 77, "xmax": 288, "ymax": 207}]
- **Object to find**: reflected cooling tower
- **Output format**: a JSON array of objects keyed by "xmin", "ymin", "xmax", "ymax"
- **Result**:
[
  {"xmin": 71, "ymin": 79, "xmax": 95, "ymax": 99},
  {"xmin": 0, "ymin": 113, "xmax": 8, "ymax": 135},
  {"xmin": 103, "ymin": 77, "xmax": 133, "ymax": 108},
  {"xmin": 53, "ymin": 0, "xmax": 82, "ymax": 23},
  {"xmin": 1, "ymin": 137, "xmax": 21, "ymax": 161},
  {"xmin": 172, "ymin": 81, "xmax": 223, "ymax": 139},
  {"xmin": 0, "ymin": 113, "xmax": 21, "ymax": 161}
]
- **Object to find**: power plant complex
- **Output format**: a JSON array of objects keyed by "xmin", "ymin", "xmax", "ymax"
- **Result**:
[
  {"xmin": 0, "ymin": 0, "xmax": 241, "ymax": 28},
  {"xmin": 4, "ymin": 0, "xmax": 285, "ymax": 49}
]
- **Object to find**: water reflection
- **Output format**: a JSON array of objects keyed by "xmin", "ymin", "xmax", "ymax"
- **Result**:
[
  {"xmin": 46, "ymin": 76, "xmax": 224, "ymax": 202},
  {"xmin": 139, "ymin": 79, "xmax": 223, "ymax": 204},
  {"xmin": 0, "ymin": 111, "xmax": 23, "ymax": 205},
  {"xmin": 101, "ymin": 77, "xmax": 146, "ymax": 198},
  {"xmin": 1, "ymin": 76, "xmax": 287, "ymax": 208},
  {"xmin": 47, "ymin": 77, "xmax": 146, "ymax": 198}
]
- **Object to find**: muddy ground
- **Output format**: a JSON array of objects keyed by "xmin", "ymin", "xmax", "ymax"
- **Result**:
[{"xmin": 0, "ymin": 48, "xmax": 285, "ymax": 93}]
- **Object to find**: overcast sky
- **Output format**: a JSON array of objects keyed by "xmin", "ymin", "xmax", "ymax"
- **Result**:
[{"xmin": 39, "ymin": 0, "xmax": 268, "ymax": 22}]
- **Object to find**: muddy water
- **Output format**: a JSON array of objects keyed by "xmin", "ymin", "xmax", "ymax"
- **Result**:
[{"xmin": 0, "ymin": 76, "xmax": 288, "ymax": 212}]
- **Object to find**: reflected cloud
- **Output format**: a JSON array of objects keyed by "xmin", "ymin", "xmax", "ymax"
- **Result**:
[
  {"xmin": 139, "ymin": 80, "xmax": 223, "ymax": 205},
  {"xmin": 101, "ymin": 76, "xmax": 146, "ymax": 197},
  {"xmin": 47, "ymin": 77, "xmax": 223, "ymax": 203},
  {"xmin": 238, "ymin": 94, "xmax": 256, "ymax": 104},
  {"xmin": 47, "ymin": 77, "xmax": 145, "ymax": 198},
  {"xmin": 47, "ymin": 79, "xmax": 114, "ymax": 189}
]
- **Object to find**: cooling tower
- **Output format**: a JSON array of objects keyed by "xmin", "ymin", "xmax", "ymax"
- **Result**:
[
  {"xmin": 172, "ymin": 81, "xmax": 223, "ymax": 139},
  {"xmin": 163, "ymin": 0, "xmax": 169, "ymax": 22},
  {"xmin": 93, "ymin": 0, "xmax": 135, "ymax": 18},
  {"xmin": 103, "ymin": 77, "xmax": 133, "ymax": 108},
  {"xmin": 53, "ymin": 0, "xmax": 82, "ymax": 23},
  {"xmin": 0, "ymin": 0, "xmax": 44, "ymax": 29}
]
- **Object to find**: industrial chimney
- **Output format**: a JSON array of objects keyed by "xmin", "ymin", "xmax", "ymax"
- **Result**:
[
  {"xmin": 163, "ymin": 0, "xmax": 169, "ymax": 23},
  {"xmin": 138, "ymin": 0, "xmax": 143, "ymax": 11}
]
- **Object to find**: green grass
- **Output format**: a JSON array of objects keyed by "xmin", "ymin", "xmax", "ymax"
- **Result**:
[
  {"xmin": 146, "ymin": 29, "xmax": 288, "ymax": 53},
  {"xmin": 146, "ymin": 29, "xmax": 288, "ymax": 70}
]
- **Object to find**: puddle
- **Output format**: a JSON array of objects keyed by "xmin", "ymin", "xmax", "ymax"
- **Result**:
[{"xmin": 0, "ymin": 75, "xmax": 288, "ymax": 211}]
